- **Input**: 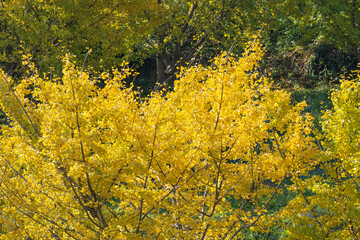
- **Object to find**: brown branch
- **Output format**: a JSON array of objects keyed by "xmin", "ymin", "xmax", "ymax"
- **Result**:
[
  {"xmin": 272, "ymin": 130, "xmax": 286, "ymax": 159},
  {"xmin": 228, "ymin": 178, "xmax": 284, "ymax": 239},
  {"xmin": 140, "ymin": 177, "xmax": 182, "ymax": 222},
  {"xmin": 26, "ymin": 0, "xmax": 41, "ymax": 23},
  {"xmin": 214, "ymin": 83, "xmax": 224, "ymax": 131},
  {"xmin": 295, "ymin": 181, "xmax": 323, "ymax": 228},
  {"xmin": 0, "ymin": 187, "xmax": 82, "ymax": 239},
  {"xmin": 180, "ymin": 1, "xmax": 199, "ymax": 34},
  {"xmin": 1, "ymin": 156, "xmax": 27, "ymax": 182},
  {"xmin": 136, "ymin": 110, "xmax": 160, "ymax": 233},
  {"xmin": 201, "ymin": 187, "xmax": 209, "ymax": 221},
  {"xmin": 88, "ymin": 2, "xmax": 120, "ymax": 27},
  {"xmin": 0, "ymin": 71, "xmax": 42, "ymax": 137},
  {"xmin": 200, "ymin": 223, "xmax": 210, "ymax": 240},
  {"xmin": 68, "ymin": 179, "xmax": 103, "ymax": 230}
]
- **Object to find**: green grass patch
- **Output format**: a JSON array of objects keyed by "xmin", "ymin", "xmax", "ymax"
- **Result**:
[{"xmin": 291, "ymin": 85, "xmax": 333, "ymax": 130}]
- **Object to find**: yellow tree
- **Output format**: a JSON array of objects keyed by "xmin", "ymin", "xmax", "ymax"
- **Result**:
[
  {"xmin": 0, "ymin": 42, "xmax": 319, "ymax": 239},
  {"xmin": 281, "ymin": 70, "xmax": 360, "ymax": 239}
]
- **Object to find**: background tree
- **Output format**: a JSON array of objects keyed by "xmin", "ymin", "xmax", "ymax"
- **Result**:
[
  {"xmin": 1, "ymin": 0, "xmax": 358, "ymax": 90},
  {"xmin": 261, "ymin": 0, "xmax": 359, "ymax": 88},
  {"xmin": 0, "ymin": 0, "xmax": 161, "ymax": 76},
  {"xmin": 145, "ymin": 0, "xmax": 275, "ymax": 86},
  {"xmin": 312, "ymin": 0, "xmax": 360, "ymax": 63},
  {"xmin": 0, "ymin": 0, "xmax": 280, "ymax": 88},
  {"xmin": 280, "ymin": 70, "xmax": 360, "ymax": 239}
]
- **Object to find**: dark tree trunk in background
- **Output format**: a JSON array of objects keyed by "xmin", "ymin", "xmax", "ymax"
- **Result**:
[{"xmin": 156, "ymin": 32, "xmax": 167, "ymax": 85}]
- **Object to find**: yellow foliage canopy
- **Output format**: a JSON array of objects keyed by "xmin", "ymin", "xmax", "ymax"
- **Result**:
[{"xmin": 0, "ymin": 43, "xmax": 319, "ymax": 239}]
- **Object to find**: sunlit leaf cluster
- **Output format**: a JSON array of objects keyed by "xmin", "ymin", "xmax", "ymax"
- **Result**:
[
  {"xmin": 281, "ymin": 70, "xmax": 360, "ymax": 239},
  {"xmin": 0, "ymin": 42, "xmax": 322, "ymax": 239}
]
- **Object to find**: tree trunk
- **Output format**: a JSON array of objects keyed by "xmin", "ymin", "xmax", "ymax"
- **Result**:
[{"xmin": 156, "ymin": 50, "xmax": 166, "ymax": 84}]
